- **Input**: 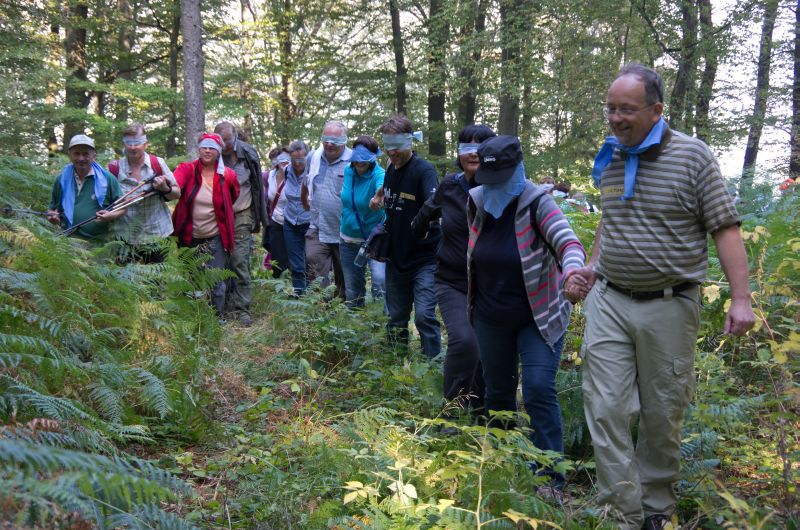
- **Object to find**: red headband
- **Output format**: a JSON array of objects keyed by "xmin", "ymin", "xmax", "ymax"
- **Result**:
[{"xmin": 199, "ymin": 133, "xmax": 224, "ymax": 149}]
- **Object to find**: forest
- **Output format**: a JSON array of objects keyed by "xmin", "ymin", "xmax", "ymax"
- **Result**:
[{"xmin": 0, "ymin": 0, "xmax": 798, "ymax": 528}]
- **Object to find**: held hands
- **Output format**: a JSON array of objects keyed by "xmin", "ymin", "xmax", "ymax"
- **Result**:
[
  {"xmin": 563, "ymin": 267, "xmax": 597, "ymax": 304},
  {"xmin": 724, "ymin": 298, "xmax": 756, "ymax": 337}
]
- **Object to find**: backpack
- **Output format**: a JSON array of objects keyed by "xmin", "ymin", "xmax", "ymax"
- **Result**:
[
  {"xmin": 529, "ymin": 195, "xmax": 562, "ymax": 272},
  {"xmin": 108, "ymin": 154, "xmax": 163, "ymax": 178}
]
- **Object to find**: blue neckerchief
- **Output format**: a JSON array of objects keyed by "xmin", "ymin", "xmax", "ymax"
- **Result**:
[
  {"xmin": 483, "ymin": 163, "xmax": 526, "ymax": 219},
  {"xmin": 60, "ymin": 161, "xmax": 108, "ymax": 226},
  {"xmin": 591, "ymin": 117, "xmax": 666, "ymax": 200}
]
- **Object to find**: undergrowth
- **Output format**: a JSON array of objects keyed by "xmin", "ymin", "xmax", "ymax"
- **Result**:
[{"xmin": 0, "ymin": 155, "xmax": 796, "ymax": 529}]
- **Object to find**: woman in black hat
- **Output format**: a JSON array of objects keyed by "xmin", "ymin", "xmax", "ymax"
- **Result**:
[{"xmin": 465, "ymin": 135, "xmax": 586, "ymax": 491}]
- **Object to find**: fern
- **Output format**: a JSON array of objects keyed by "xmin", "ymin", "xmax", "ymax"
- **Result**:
[
  {"xmin": 0, "ymin": 376, "xmax": 92, "ymax": 422},
  {"xmin": 88, "ymin": 383, "xmax": 124, "ymax": 424},
  {"xmin": 0, "ymin": 439, "xmax": 193, "ymax": 529}
]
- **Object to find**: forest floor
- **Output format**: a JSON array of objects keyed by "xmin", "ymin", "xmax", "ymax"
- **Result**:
[{"xmin": 159, "ymin": 273, "xmax": 796, "ymax": 530}]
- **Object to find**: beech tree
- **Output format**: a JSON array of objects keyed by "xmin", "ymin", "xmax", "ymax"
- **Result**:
[{"xmin": 181, "ymin": 0, "xmax": 205, "ymax": 157}]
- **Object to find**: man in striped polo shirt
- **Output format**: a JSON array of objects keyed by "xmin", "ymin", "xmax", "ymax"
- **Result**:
[{"xmin": 566, "ymin": 63, "xmax": 755, "ymax": 530}]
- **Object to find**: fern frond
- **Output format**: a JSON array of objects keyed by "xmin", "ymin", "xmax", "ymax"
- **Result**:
[
  {"xmin": 0, "ymin": 332, "xmax": 53, "ymax": 353},
  {"xmin": 107, "ymin": 504, "xmax": 199, "ymax": 530},
  {"xmin": 0, "ymin": 376, "xmax": 92, "ymax": 422},
  {"xmin": 127, "ymin": 367, "xmax": 170, "ymax": 418},
  {"xmin": 87, "ymin": 384, "xmax": 123, "ymax": 424}
]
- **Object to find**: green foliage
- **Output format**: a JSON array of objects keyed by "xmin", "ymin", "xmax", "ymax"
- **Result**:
[{"xmin": 0, "ymin": 155, "xmax": 230, "ymax": 526}]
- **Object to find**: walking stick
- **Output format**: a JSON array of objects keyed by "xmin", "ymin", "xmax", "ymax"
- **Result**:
[
  {"xmin": 1, "ymin": 204, "xmax": 48, "ymax": 217},
  {"xmin": 59, "ymin": 190, "xmax": 158, "ymax": 237}
]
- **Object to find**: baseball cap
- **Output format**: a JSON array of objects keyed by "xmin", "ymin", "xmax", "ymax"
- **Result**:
[
  {"xmin": 475, "ymin": 135, "xmax": 523, "ymax": 184},
  {"xmin": 68, "ymin": 134, "xmax": 95, "ymax": 150}
]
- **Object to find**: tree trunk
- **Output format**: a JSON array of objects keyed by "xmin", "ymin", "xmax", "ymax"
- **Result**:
[
  {"xmin": 389, "ymin": 0, "xmax": 407, "ymax": 115},
  {"xmin": 520, "ymin": 78, "xmax": 533, "ymax": 153},
  {"xmin": 239, "ymin": 0, "xmax": 253, "ymax": 139},
  {"xmin": 167, "ymin": 7, "xmax": 180, "ymax": 158},
  {"xmin": 456, "ymin": 0, "xmax": 486, "ymax": 128},
  {"xmin": 694, "ymin": 0, "xmax": 718, "ymax": 143},
  {"xmin": 497, "ymin": 0, "xmax": 520, "ymax": 136},
  {"xmin": 741, "ymin": 0, "xmax": 780, "ymax": 188},
  {"xmin": 46, "ymin": 2, "xmax": 60, "ymax": 156},
  {"xmin": 427, "ymin": 0, "xmax": 447, "ymax": 156},
  {"xmin": 668, "ymin": 0, "xmax": 697, "ymax": 132},
  {"xmin": 116, "ymin": 0, "xmax": 134, "ymax": 124},
  {"xmin": 63, "ymin": 0, "xmax": 89, "ymax": 150},
  {"xmin": 277, "ymin": 0, "xmax": 293, "ymax": 144},
  {"xmin": 791, "ymin": 0, "xmax": 800, "ymax": 179},
  {"xmin": 181, "ymin": 0, "xmax": 205, "ymax": 158}
]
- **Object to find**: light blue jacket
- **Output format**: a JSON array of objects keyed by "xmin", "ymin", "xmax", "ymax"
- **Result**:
[{"xmin": 339, "ymin": 163, "xmax": 385, "ymax": 240}]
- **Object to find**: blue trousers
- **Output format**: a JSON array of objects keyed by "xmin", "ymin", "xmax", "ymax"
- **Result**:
[
  {"xmin": 473, "ymin": 317, "xmax": 565, "ymax": 482},
  {"xmin": 283, "ymin": 221, "xmax": 309, "ymax": 293},
  {"xmin": 339, "ymin": 240, "xmax": 386, "ymax": 307},
  {"xmin": 385, "ymin": 261, "xmax": 440, "ymax": 358}
]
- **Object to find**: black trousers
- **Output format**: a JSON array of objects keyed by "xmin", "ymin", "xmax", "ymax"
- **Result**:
[
  {"xmin": 268, "ymin": 218, "xmax": 289, "ymax": 279},
  {"xmin": 436, "ymin": 281, "xmax": 484, "ymax": 413}
]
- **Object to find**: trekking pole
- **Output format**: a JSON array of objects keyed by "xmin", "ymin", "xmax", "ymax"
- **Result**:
[
  {"xmin": 109, "ymin": 174, "xmax": 158, "ymax": 210},
  {"xmin": 1, "ymin": 204, "xmax": 48, "ymax": 217},
  {"xmin": 59, "ymin": 190, "xmax": 157, "ymax": 237}
]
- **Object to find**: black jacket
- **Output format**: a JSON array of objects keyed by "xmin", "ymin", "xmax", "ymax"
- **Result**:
[
  {"xmin": 383, "ymin": 153, "xmax": 441, "ymax": 272},
  {"xmin": 411, "ymin": 172, "xmax": 474, "ymax": 292},
  {"xmin": 234, "ymin": 140, "xmax": 267, "ymax": 233}
]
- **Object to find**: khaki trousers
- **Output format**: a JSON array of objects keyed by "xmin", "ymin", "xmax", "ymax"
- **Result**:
[
  {"xmin": 582, "ymin": 279, "xmax": 700, "ymax": 529},
  {"xmin": 225, "ymin": 209, "xmax": 254, "ymax": 316}
]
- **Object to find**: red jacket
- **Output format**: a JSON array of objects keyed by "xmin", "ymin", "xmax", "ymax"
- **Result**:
[{"xmin": 172, "ymin": 159, "xmax": 240, "ymax": 251}]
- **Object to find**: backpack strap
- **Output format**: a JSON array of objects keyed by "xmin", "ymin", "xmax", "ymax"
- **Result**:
[
  {"xmin": 149, "ymin": 154, "xmax": 163, "ymax": 176},
  {"xmin": 108, "ymin": 155, "xmax": 162, "ymax": 177},
  {"xmin": 529, "ymin": 195, "xmax": 562, "ymax": 272}
]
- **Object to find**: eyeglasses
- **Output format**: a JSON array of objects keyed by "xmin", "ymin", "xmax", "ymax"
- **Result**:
[{"xmin": 602, "ymin": 104, "xmax": 655, "ymax": 119}]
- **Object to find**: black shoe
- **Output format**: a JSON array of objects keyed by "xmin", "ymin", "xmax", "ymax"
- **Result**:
[
  {"xmin": 642, "ymin": 514, "xmax": 672, "ymax": 530},
  {"xmin": 238, "ymin": 313, "xmax": 252, "ymax": 327}
]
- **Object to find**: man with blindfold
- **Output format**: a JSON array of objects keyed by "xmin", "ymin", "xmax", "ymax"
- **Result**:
[
  {"xmin": 300, "ymin": 120, "xmax": 352, "ymax": 299},
  {"xmin": 109, "ymin": 123, "xmax": 180, "ymax": 263},
  {"xmin": 369, "ymin": 114, "xmax": 441, "ymax": 358},
  {"xmin": 214, "ymin": 121, "xmax": 266, "ymax": 326}
]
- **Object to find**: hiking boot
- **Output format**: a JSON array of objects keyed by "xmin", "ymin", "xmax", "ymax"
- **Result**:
[
  {"xmin": 238, "ymin": 313, "xmax": 252, "ymax": 327},
  {"xmin": 642, "ymin": 514, "xmax": 673, "ymax": 530}
]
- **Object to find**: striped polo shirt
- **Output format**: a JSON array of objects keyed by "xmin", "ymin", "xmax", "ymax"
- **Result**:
[{"xmin": 595, "ymin": 128, "xmax": 740, "ymax": 291}]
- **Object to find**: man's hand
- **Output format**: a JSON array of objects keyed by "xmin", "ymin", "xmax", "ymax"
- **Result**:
[
  {"xmin": 46, "ymin": 210, "xmax": 61, "ymax": 224},
  {"xmin": 369, "ymin": 187, "xmax": 385, "ymax": 211},
  {"xmin": 95, "ymin": 208, "xmax": 127, "ymax": 222},
  {"xmin": 153, "ymin": 176, "xmax": 171, "ymax": 193},
  {"xmin": 563, "ymin": 267, "xmax": 597, "ymax": 303},
  {"xmin": 724, "ymin": 298, "xmax": 756, "ymax": 336},
  {"xmin": 712, "ymin": 224, "xmax": 756, "ymax": 337}
]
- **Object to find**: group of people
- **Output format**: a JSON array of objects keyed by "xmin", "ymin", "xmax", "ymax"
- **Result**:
[
  {"xmin": 45, "ymin": 63, "xmax": 757, "ymax": 530},
  {"xmin": 47, "ymin": 121, "xmax": 264, "ymax": 325}
]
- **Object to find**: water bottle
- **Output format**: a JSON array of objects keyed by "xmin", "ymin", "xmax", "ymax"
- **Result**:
[{"xmin": 354, "ymin": 242, "xmax": 368, "ymax": 267}]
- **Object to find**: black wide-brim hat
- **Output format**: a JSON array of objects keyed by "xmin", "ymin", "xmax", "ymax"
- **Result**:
[{"xmin": 475, "ymin": 135, "xmax": 523, "ymax": 184}]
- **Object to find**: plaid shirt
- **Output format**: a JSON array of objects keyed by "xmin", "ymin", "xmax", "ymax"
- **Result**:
[{"xmin": 113, "ymin": 154, "xmax": 178, "ymax": 244}]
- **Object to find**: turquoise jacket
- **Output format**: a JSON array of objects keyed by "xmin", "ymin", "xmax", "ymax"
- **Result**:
[{"xmin": 339, "ymin": 163, "xmax": 385, "ymax": 240}]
